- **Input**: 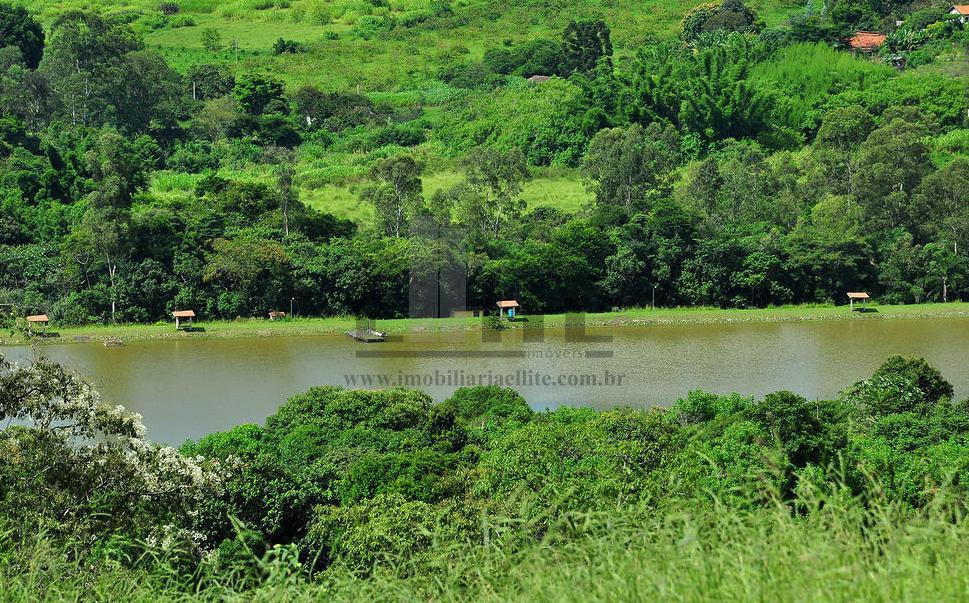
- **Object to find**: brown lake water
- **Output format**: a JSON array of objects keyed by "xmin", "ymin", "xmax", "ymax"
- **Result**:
[{"xmin": 4, "ymin": 317, "xmax": 969, "ymax": 444}]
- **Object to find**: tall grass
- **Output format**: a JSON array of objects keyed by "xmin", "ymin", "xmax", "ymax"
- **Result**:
[
  {"xmin": 751, "ymin": 42, "xmax": 895, "ymax": 130},
  {"xmin": 5, "ymin": 491, "xmax": 969, "ymax": 601}
]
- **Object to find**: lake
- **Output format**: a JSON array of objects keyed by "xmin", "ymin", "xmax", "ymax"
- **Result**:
[{"xmin": 4, "ymin": 317, "xmax": 968, "ymax": 444}]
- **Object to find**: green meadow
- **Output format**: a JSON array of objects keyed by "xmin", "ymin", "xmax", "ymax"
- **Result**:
[{"xmin": 7, "ymin": 301, "xmax": 968, "ymax": 345}]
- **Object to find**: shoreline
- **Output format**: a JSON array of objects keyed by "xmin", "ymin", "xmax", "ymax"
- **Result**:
[{"xmin": 3, "ymin": 302, "xmax": 969, "ymax": 346}]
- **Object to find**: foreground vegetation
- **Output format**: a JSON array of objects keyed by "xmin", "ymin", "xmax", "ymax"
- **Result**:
[
  {"xmin": 3, "ymin": 351, "xmax": 969, "ymax": 599},
  {"xmin": 7, "ymin": 498, "xmax": 969, "ymax": 601},
  {"xmin": 1, "ymin": 0, "xmax": 968, "ymax": 327}
]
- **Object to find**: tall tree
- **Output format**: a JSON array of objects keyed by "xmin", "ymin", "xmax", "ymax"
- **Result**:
[
  {"xmin": 850, "ymin": 110, "xmax": 933, "ymax": 233},
  {"xmin": 40, "ymin": 12, "xmax": 142, "ymax": 127},
  {"xmin": 815, "ymin": 105, "xmax": 875, "ymax": 194},
  {"xmin": 265, "ymin": 146, "xmax": 297, "ymax": 236},
  {"xmin": 913, "ymin": 158, "xmax": 969, "ymax": 255},
  {"xmin": 460, "ymin": 147, "xmax": 530, "ymax": 238},
  {"xmin": 39, "ymin": 13, "xmax": 179, "ymax": 133},
  {"xmin": 62, "ymin": 130, "xmax": 156, "ymax": 322},
  {"xmin": 0, "ymin": 3, "xmax": 43, "ymax": 69},
  {"xmin": 582, "ymin": 122, "xmax": 681, "ymax": 213},
  {"xmin": 362, "ymin": 155, "xmax": 425, "ymax": 238},
  {"xmin": 561, "ymin": 20, "xmax": 612, "ymax": 74}
]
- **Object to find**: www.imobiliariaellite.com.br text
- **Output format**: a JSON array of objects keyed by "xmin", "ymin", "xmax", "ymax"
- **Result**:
[{"xmin": 343, "ymin": 369, "xmax": 627, "ymax": 388}]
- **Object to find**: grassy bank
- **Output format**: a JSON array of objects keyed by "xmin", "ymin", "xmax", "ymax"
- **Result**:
[{"xmin": 5, "ymin": 302, "xmax": 969, "ymax": 345}]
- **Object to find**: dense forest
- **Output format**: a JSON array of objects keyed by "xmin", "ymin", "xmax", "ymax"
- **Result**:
[
  {"xmin": 4, "ymin": 350, "xmax": 969, "ymax": 598},
  {"xmin": 0, "ymin": 0, "xmax": 966, "ymax": 324}
]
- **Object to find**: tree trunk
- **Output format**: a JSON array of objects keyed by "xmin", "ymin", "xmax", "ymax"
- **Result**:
[
  {"xmin": 106, "ymin": 253, "xmax": 118, "ymax": 324},
  {"xmin": 281, "ymin": 196, "xmax": 289, "ymax": 236}
]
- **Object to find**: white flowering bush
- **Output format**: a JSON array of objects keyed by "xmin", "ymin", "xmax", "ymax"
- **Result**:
[{"xmin": 0, "ymin": 353, "xmax": 221, "ymax": 555}]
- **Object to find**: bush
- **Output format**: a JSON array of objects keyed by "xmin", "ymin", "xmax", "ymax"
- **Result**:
[
  {"xmin": 301, "ymin": 493, "xmax": 478, "ymax": 572},
  {"xmin": 168, "ymin": 140, "xmax": 220, "ymax": 172},
  {"xmin": 271, "ymin": 37, "xmax": 304, "ymax": 55},
  {"xmin": 371, "ymin": 123, "xmax": 425, "ymax": 147},
  {"xmin": 843, "ymin": 355, "xmax": 954, "ymax": 417},
  {"xmin": 8, "ymin": 353, "xmax": 969, "ymax": 595},
  {"xmin": 169, "ymin": 14, "xmax": 195, "ymax": 27},
  {"xmin": 443, "ymin": 386, "xmax": 533, "ymax": 425}
]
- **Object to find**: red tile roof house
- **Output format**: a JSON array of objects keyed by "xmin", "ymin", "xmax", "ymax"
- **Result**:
[
  {"xmin": 847, "ymin": 31, "xmax": 887, "ymax": 52},
  {"xmin": 951, "ymin": 5, "xmax": 969, "ymax": 23}
]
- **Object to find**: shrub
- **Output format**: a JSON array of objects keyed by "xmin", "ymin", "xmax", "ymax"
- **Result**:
[
  {"xmin": 233, "ymin": 73, "xmax": 286, "ymax": 115},
  {"xmin": 843, "ymin": 355, "xmax": 954, "ymax": 417},
  {"xmin": 169, "ymin": 14, "xmax": 196, "ymax": 27},
  {"xmin": 271, "ymin": 37, "xmax": 304, "ymax": 55},
  {"xmin": 371, "ymin": 123, "xmax": 425, "ymax": 147},
  {"xmin": 167, "ymin": 140, "xmax": 220, "ymax": 172},
  {"xmin": 301, "ymin": 493, "xmax": 478, "ymax": 572},
  {"xmin": 443, "ymin": 386, "xmax": 533, "ymax": 425},
  {"xmin": 201, "ymin": 27, "xmax": 221, "ymax": 51}
]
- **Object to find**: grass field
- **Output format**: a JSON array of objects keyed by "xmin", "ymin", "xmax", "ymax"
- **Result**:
[
  {"xmin": 5, "ymin": 302, "xmax": 969, "ymax": 345},
  {"xmin": 152, "ymin": 166, "xmax": 592, "ymax": 221}
]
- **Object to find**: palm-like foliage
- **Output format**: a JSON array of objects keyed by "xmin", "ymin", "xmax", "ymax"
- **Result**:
[{"xmin": 679, "ymin": 43, "xmax": 774, "ymax": 142}]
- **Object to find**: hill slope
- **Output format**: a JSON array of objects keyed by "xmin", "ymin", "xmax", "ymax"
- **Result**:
[{"xmin": 21, "ymin": 0, "xmax": 807, "ymax": 220}]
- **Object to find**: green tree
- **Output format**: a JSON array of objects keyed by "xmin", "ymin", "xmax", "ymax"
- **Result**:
[
  {"xmin": 850, "ymin": 111, "xmax": 933, "ymax": 232},
  {"xmin": 815, "ymin": 105, "xmax": 875, "ymax": 194},
  {"xmin": 203, "ymin": 234, "xmax": 291, "ymax": 316},
  {"xmin": 39, "ymin": 12, "xmax": 143, "ymax": 127},
  {"xmin": 679, "ymin": 43, "xmax": 774, "ymax": 144},
  {"xmin": 187, "ymin": 63, "xmax": 235, "ymax": 101},
  {"xmin": 361, "ymin": 155, "xmax": 425, "ymax": 238},
  {"xmin": 263, "ymin": 146, "xmax": 298, "ymax": 236},
  {"xmin": 582, "ymin": 122, "xmax": 681, "ymax": 213},
  {"xmin": 233, "ymin": 73, "xmax": 285, "ymax": 115},
  {"xmin": 459, "ymin": 147, "xmax": 530, "ymax": 238},
  {"xmin": 201, "ymin": 27, "xmax": 222, "ymax": 52},
  {"xmin": 921, "ymin": 242, "xmax": 964, "ymax": 303},
  {"xmin": 0, "ymin": 2, "xmax": 44, "ymax": 69},
  {"xmin": 561, "ymin": 20, "xmax": 612, "ymax": 74},
  {"xmin": 104, "ymin": 49, "xmax": 183, "ymax": 134},
  {"xmin": 913, "ymin": 158, "xmax": 969, "ymax": 255},
  {"xmin": 39, "ymin": 13, "xmax": 178, "ymax": 133},
  {"xmin": 62, "ymin": 130, "xmax": 158, "ymax": 322}
]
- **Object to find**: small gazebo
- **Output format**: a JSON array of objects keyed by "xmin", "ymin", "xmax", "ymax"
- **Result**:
[
  {"xmin": 847, "ymin": 292, "xmax": 870, "ymax": 310},
  {"xmin": 172, "ymin": 310, "xmax": 196, "ymax": 330},
  {"xmin": 496, "ymin": 300, "xmax": 520, "ymax": 319},
  {"xmin": 26, "ymin": 314, "xmax": 49, "ymax": 332}
]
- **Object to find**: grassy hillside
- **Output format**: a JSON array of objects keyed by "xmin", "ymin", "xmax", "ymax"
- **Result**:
[
  {"xmin": 19, "ymin": 0, "xmax": 805, "ymax": 222},
  {"xmin": 27, "ymin": 0, "xmax": 806, "ymax": 76}
]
